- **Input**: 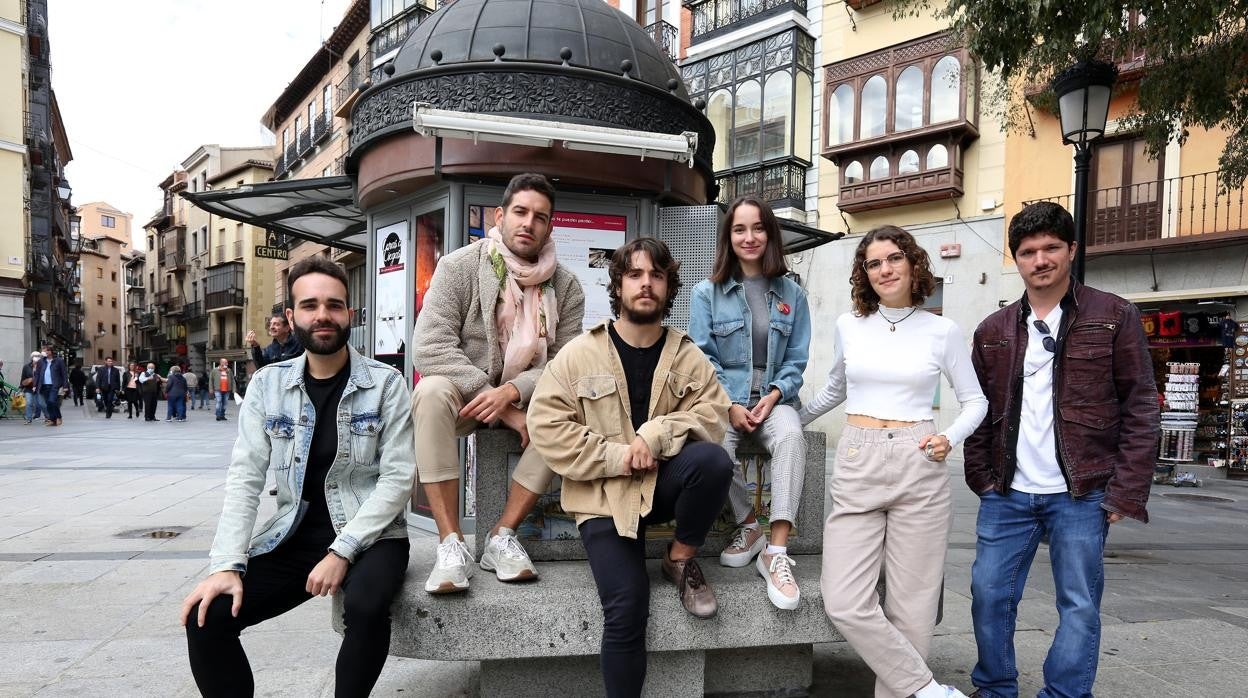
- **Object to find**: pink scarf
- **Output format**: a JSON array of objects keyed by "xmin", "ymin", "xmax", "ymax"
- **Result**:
[{"xmin": 487, "ymin": 227, "xmax": 560, "ymax": 383}]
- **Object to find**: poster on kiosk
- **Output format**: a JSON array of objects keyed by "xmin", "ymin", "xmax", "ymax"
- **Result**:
[{"xmin": 373, "ymin": 221, "xmax": 408, "ymax": 373}]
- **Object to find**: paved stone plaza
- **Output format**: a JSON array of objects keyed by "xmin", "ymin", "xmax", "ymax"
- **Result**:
[{"xmin": 1, "ymin": 401, "xmax": 1248, "ymax": 696}]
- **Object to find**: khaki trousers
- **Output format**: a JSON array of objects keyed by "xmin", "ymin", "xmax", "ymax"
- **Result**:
[
  {"xmin": 410, "ymin": 375, "xmax": 554, "ymax": 497},
  {"xmin": 821, "ymin": 422, "xmax": 952, "ymax": 698}
]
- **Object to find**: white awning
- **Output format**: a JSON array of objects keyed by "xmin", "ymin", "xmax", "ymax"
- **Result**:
[
  {"xmin": 181, "ymin": 176, "xmax": 366, "ymax": 253},
  {"xmin": 1122, "ymin": 286, "xmax": 1248, "ymax": 304}
]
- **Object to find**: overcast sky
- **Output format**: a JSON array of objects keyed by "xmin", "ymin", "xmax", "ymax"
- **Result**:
[{"xmin": 48, "ymin": 0, "xmax": 352, "ymax": 248}]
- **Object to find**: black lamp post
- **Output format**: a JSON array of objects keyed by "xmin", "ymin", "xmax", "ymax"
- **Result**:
[{"xmin": 1052, "ymin": 58, "xmax": 1117, "ymax": 283}]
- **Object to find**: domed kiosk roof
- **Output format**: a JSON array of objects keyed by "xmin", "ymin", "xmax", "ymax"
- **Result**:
[
  {"xmin": 348, "ymin": 0, "xmax": 713, "ymax": 173},
  {"xmin": 393, "ymin": 0, "xmax": 690, "ymax": 100}
]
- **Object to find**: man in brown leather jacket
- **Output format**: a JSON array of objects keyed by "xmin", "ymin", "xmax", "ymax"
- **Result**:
[{"xmin": 964, "ymin": 202, "xmax": 1159, "ymax": 698}]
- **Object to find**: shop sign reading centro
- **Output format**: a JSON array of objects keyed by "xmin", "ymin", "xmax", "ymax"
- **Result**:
[{"xmin": 255, "ymin": 245, "xmax": 289, "ymax": 260}]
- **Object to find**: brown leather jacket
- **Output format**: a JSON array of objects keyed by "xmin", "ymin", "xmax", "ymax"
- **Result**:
[{"xmin": 964, "ymin": 280, "xmax": 1159, "ymax": 522}]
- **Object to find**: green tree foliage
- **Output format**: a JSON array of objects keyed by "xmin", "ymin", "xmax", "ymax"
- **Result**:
[{"xmin": 899, "ymin": 1, "xmax": 1248, "ymax": 189}]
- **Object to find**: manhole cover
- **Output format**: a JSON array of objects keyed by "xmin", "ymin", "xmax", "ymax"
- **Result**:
[
  {"xmin": 116, "ymin": 526, "xmax": 189, "ymax": 539},
  {"xmin": 1160, "ymin": 493, "xmax": 1235, "ymax": 503}
]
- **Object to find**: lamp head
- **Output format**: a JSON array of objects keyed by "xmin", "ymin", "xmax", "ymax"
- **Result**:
[{"xmin": 1052, "ymin": 58, "xmax": 1118, "ymax": 146}]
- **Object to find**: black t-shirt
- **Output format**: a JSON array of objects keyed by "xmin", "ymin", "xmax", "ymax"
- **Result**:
[
  {"xmin": 608, "ymin": 322, "xmax": 667, "ymax": 432},
  {"xmin": 291, "ymin": 361, "xmax": 351, "ymax": 545}
]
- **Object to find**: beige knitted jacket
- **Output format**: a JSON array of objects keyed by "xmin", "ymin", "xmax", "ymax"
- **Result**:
[{"xmin": 410, "ymin": 238, "xmax": 585, "ymax": 406}]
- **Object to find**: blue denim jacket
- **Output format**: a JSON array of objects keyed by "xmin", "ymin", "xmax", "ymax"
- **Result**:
[
  {"xmin": 688, "ymin": 275, "xmax": 811, "ymax": 406},
  {"xmin": 208, "ymin": 345, "xmax": 416, "ymax": 574}
]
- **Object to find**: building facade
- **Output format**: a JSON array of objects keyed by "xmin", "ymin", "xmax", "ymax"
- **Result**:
[
  {"xmin": 1, "ymin": 0, "xmax": 81, "ymax": 363},
  {"xmin": 75, "ymin": 201, "xmax": 132, "ymax": 366}
]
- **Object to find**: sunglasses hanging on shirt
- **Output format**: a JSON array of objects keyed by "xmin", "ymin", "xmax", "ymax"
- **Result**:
[{"xmin": 1021, "ymin": 319, "xmax": 1056, "ymax": 378}]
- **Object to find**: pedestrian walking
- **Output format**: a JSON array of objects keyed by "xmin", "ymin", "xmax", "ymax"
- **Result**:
[
  {"xmin": 184, "ymin": 369, "xmax": 199, "ymax": 410},
  {"xmin": 165, "ymin": 366, "xmax": 188, "ymax": 422},
  {"xmin": 198, "ymin": 369, "xmax": 211, "ymax": 409},
  {"xmin": 964, "ymin": 202, "xmax": 1160, "ymax": 698},
  {"xmin": 19, "ymin": 352, "xmax": 45, "ymax": 424},
  {"xmin": 93, "ymin": 358, "xmax": 122, "ymax": 419},
  {"xmin": 212, "ymin": 358, "xmax": 234, "ymax": 422},
  {"xmin": 137, "ymin": 363, "xmax": 163, "ymax": 422},
  {"xmin": 69, "ymin": 362, "xmax": 87, "ymax": 406},
  {"xmin": 33, "ymin": 345, "xmax": 68, "ymax": 427},
  {"xmin": 123, "ymin": 363, "xmax": 142, "ymax": 419}
]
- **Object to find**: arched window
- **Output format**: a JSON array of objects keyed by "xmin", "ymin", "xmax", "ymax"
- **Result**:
[
  {"xmin": 899, "ymin": 150, "xmax": 920, "ymax": 175},
  {"xmin": 828, "ymin": 84, "xmax": 854, "ymax": 146},
  {"xmin": 930, "ymin": 56, "xmax": 961, "ymax": 123},
  {"xmin": 860, "ymin": 75, "xmax": 886, "ymax": 139},
  {"xmin": 762, "ymin": 72, "xmax": 793, "ymax": 161},
  {"xmin": 870, "ymin": 156, "xmax": 890, "ymax": 180},
  {"xmin": 844, "ymin": 161, "xmax": 864, "ymax": 184},
  {"xmin": 733, "ymin": 80, "xmax": 762, "ymax": 167},
  {"xmin": 707, "ymin": 89, "xmax": 732, "ymax": 170},
  {"xmin": 927, "ymin": 144, "xmax": 949, "ymax": 169},
  {"xmin": 894, "ymin": 65, "xmax": 924, "ymax": 131}
]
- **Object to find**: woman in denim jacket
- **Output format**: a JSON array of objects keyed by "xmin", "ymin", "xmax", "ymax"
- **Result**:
[{"xmin": 688, "ymin": 196, "xmax": 810, "ymax": 611}]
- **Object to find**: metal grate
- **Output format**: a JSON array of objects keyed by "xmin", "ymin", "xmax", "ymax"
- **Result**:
[{"xmin": 658, "ymin": 205, "xmax": 720, "ymax": 332}]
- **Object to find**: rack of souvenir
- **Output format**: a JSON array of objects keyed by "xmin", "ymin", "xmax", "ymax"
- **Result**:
[{"xmin": 1229, "ymin": 322, "xmax": 1248, "ymax": 480}]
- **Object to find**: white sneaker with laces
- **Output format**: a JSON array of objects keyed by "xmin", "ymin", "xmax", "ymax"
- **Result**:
[
  {"xmin": 478, "ymin": 526, "xmax": 539, "ymax": 582},
  {"xmin": 424, "ymin": 533, "xmax": 473, "ymax": 594},
  {"xmin": 719, "ymin": 525, "xmax": 765, "ymax": 567},
  {"xmin": 756, "ymin": 551, "xmax": 800, "ymax": 610},
  {"xmin": 941, "ymin": 686, "xmax": 969, "ymax": 698}
]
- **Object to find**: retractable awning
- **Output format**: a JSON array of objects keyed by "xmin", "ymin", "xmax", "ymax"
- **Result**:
[
  {"xmin": 779, "ymin": 218, "xmax": 846, "ymax": 254},
  {"xmin": 180, "ymin": 176, "xmax": 367, "ymax": 253}
]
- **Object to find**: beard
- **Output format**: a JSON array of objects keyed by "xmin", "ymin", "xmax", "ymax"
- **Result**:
[
  {"xmin": 621, "ymin": 296, "xmax": 665, "ymax": 325},
  {"xmin": 293, "ymin": 319, "xmax": 351, "ymax": 355}
]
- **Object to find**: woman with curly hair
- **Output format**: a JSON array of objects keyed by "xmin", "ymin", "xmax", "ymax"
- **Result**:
[{"xmin": 802, "ymin": 225, "xmax": 986, "ymax": 698}]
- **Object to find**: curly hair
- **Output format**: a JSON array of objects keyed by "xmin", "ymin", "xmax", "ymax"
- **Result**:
[
  {"xmin": 607, "ymin": 237, "xmax": 682, "ymax": 319},
  {"xmin": 1008, "ymin": 201, "xmax": 1075, "ymax": 255},
  {"xmin": 850, "ymin": 225, "xmax": 937, "ymax": 316}
]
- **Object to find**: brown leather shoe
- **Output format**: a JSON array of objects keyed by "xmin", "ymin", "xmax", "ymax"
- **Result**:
[{"xmin": 662, "ymin": 545, "xmax": 717, "ymax": 619}]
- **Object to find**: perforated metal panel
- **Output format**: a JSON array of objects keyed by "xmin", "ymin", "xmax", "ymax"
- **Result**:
[{"xmin": 658, "ymin": 205, "xmax": 720, "ymax": 331}]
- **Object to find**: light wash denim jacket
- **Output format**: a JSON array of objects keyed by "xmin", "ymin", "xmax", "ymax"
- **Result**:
[
  {"xmin": 688, "ymin": 275, "xmax": 811, "ymax": 406},
  {"xmin": 208, "ymin": 345, "xmax": 416, "ymax": 574}
]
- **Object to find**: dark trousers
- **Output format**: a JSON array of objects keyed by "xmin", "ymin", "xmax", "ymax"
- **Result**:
[
  {"xmin": 100, "ymin": 389, "xmax": 117, "ymax": 417},
  {"xmin": 185, "ymin": 535, "xmax": 410, "ymax": 698},
  {"xmin": 578, "ymin": 440, "xmax": 733, "ymax": 698},
  {"xmin": 142, "ymin": 392, "xmax": 158, "ymax": 421},
  {"xmin": 71, "ymin": 385, "xmax": 85, "ymax": 406},
  {"xmin": 39, "ymin": 385, "xmax": 62, "ymax": 421},
  {"xmin": 124, "ymin": 388, "xmax": 140, "ymax": 417}
]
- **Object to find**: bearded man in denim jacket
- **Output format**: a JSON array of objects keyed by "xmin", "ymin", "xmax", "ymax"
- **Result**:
[{"xmin": 180, "ymin": 256, "xmax": 416, "ymax": 698}]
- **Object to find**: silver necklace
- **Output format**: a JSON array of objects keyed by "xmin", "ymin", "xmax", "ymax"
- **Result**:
[{"xmin": 878, "ymin": 306, "xmax": 918, "ymax": 332}]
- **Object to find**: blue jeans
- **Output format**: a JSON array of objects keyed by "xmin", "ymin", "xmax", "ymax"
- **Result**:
[
  {"xmin": 167, "ymin": 395, "xmax": 187, "ymax": 420},
  {"xmin": 196, "ymin": 387, "xmax": 209, "ymax": 408},
  {"xmin": 970, "ymin": 488, "xmax": 1110, "ymax": 698},
  {"xmin": 215, "ymin": 390, "xmax": 229, "ymax": 419},
  {"xmin": 40, "ymin": 385, "xmax": 62, "ymax": 421},
  {"xmin": 24, "ymin": 390, "xmax": 44, "ymax": 421}
]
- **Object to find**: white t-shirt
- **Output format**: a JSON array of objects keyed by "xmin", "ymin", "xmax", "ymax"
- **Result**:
[
  {"xmin": 1012, "ymin": 304, "xmax": 1068, "ymax": 493},
  {"xmin": 800, "ymin": 308, "xmax": 988, "ymax": 446}
]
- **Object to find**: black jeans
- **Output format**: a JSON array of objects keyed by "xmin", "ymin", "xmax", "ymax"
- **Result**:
[
  {"xmin": 578, "ymin": 440, "xmax": 733, "ymax": 698},
  {"xmin": 124, "ymin": 388, "xmax": 140, "ymax": 417},
  {"xmin": 141, "ymin": 392, "xmax": 158, "ymax": 421},
  {"xmin": 100, "ymin": 389, "xmax": 117, "ymax": 417},
  {"xmin": 71, "ymin": 385, "xmax": 84, "ymax": 406},
  {"xmin": 185, "ymin": 534, "xmax": 410, "ymax": 698}
]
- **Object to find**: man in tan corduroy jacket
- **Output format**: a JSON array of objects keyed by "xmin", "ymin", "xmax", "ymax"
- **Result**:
[{"xmin": 528, "ymin": 238, "xmax": 732, "ymax": 698}]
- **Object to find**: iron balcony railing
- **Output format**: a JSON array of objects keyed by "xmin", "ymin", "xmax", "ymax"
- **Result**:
[
  {"xmin": 643, "ymin": 20, "xmax": 678, "ymax": 61},
  {"xmin": 312, "ymin": 112, "xmax": 331, "ymax": 145},
  {"xmin": 274, "ymin": 151, "xmax": 287, "ymax": 178},
  {"xmin": 685, "ymin": 0, "xmax": 807, "ymax": 41},
  {"xmin": 1024, "ymin": 170, "xmax": 1248, "ymax": 249},
  {"xmin": 285, "ymin": 141, "xmax": 299, "ymax": 168},
  {"xmin": 24, "ymin": 110, "xmax": 47, "ymax": 144},
  {"xmin": 182, "ymin": 300, "xmax": 204, "ymax": 321},
  {"xmin": 335, "ymin": 53, "xmax": 372, "ymax": 109},
  {"xmin": 716, "ymin": 160, "xmax": 807, "ymax": 210}
]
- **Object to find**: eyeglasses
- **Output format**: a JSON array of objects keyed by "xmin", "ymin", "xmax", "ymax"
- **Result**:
[
  {"xmin": 1033, "ymin": 319, "xmax": 1056, "ymax": 353},
  {"xmin": 863, "ymin": 251, "xmax": 908, "ymax": 273}
]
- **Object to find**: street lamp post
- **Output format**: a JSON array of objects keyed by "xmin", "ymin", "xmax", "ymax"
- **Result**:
[{"xmin": 1052, "ymin": 58, "xmax": 1118, "ymax": 283}]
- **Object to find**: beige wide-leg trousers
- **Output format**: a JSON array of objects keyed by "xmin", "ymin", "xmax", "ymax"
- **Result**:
[
  {"xmin": 821, "ymin": 422, "xmax": 953, "ymax": 698},
  {"xmin": 410, "ymin": 375, "xmax": 553, "ymax": 497}
]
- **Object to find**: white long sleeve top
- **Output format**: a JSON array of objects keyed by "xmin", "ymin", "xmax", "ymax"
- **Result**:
[{"xmin": 799, "ymin": 308, "xmax": 988, "ymax": 446}]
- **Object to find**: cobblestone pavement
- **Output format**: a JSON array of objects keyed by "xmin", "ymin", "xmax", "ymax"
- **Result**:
[{"xmin": 1, "ymin": 401, "xmax": 1247, "ymax": 696}]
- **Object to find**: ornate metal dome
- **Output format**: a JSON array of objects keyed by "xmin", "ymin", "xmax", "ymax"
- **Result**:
[{"xmin": 348, "ymin": 0, "xmax": 713, "ymax": 172}]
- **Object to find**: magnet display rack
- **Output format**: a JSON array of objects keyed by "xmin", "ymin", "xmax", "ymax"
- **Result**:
[{"xmin": 1229, "ymin": 322, "xmax": 1248, "ymax": 480}]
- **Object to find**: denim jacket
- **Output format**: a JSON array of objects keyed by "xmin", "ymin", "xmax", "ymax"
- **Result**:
[
  {"xmin": 208, "ymin": 345, "xmax": 416, "ymax": 574},
  {"xmin": 688, "ymin": 275, "xmax": 811, "ymax": 406}
]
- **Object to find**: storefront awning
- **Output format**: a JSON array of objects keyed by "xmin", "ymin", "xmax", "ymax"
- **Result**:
[
  {"xmin": 779, "ymin": 218, "xmax": 846, "ymax": 254},
  {"xmin": 1122, "ymin": 285, "xmax": 1248, "ymax": 305},
  {"xmin": 180, "ymin": 176, "xmax": 366, "ymax": 253}
]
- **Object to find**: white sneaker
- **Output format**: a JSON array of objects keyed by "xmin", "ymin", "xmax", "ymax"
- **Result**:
[
  {"xmin": 478, "ymin": 526, "xmax": 539, "ymax": 582},
  {"xmin": 424, "ymin": 533, "xmax": 473, "ymax": 594},
  {"xmin": 756, "ymin": 551, "xmax": 800, "ymax": 610},
  {"xmin": 940, "ymin": 686, "xmax": 969, "ymax": 698},
  {"xmin": 719, "ymin": 525, "xmax": 765, "ymax": 567}
]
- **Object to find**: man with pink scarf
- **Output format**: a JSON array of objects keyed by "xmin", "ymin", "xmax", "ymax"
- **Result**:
[{"xmin": 411, "ymin": 173, "xmax": 585, "ymax": 593}]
